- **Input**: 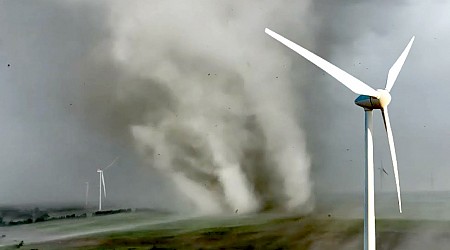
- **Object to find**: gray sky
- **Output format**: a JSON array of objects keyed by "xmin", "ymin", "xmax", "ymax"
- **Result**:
[
  {"xmin": 0, "ymin": 1, "xmax": 181, "ymax": 210},
  {"xmin": 301, "ymin": 1, "xmax": 450, "ymax": 194},
  {"xmin": 0, "ymin": 0, "xmax": 449, "ymax": 212}
]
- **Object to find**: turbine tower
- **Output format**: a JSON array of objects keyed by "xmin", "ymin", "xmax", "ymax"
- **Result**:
[
  {"xmin": 85, "ymin": 181, "xmax": 89, "ymax": 209},
  {"xmin": 265, "ymin": 28, "xmax": 414, "ymax": 250},
  {"xmin": 97, "ymin": 157, "xmax": 119, "ymax": 211}
]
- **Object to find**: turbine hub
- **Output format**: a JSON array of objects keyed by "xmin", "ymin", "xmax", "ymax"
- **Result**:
[
  {"xmin": 354, "ymin": 89, "xmax": 391, "ymax": 110},
  {"xmin": 377, "ymin": 89, "xmax": 391, "ymax": 108}
]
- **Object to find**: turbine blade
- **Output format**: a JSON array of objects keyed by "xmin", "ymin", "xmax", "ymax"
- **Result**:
[
  {"xmin": 381, "ymin": 108, "xmax": 402, "ymax": 213},
  {"xmin": 101, "ymin": 172, "xmax": 106, "ymax": 198},
  {"xmin": 385, "ymin": 36, "xmax": 415, "ymax": 92},
  {"xmin": 103, "ymin": 157, "xmax": 119, "ymax": 171},
  {"xmin": 265, "ymin": 28, "xmax": 379, "ymax": 97}
]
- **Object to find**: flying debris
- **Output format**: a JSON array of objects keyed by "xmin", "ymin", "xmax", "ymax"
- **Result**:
[
  {"xmin": 265, "ymin": 28, "xmax": 414, "ymax": 250},
  {"xmin": 16, "ymin": 240, "xmax": 24, "ymax": 248},
  {"xmin": 378, "ymin": 161, "xmax": 389, "ymax": 191}
]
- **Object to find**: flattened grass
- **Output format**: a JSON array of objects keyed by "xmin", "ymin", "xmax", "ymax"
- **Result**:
[{"xmin": 20, "ymin": 216, "xmax": 450, "ymax": 250}]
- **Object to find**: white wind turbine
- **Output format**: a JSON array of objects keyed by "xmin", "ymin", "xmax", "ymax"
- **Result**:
[
  {"xmin": 85, "ymin": 181, "xmax": 89, "ymax": 209},
  {"xmin": 265, "ymin": 28, "xmax": 414, "ymax": 250},
  {"xmin": 97, "ymin": 157, "xmax": 119, "ymax": 211}
]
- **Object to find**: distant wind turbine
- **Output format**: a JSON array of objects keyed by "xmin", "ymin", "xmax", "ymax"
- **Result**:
[
  {"xmin": 430, "ymin": 169, "xmax": 434, "ymax": 190},
  {"xmin": 85, "ymin": 181, "xmax": 89, "ymax": 209},
  {"xmin": 97, "ymin": 157, "xmax": 119, "ymax": 211},
  {"xmin": 265, "ymin": 28, "xmax": 414, "ymax": 250}
]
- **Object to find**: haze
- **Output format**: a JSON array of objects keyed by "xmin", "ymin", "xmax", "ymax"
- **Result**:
[{"xmin": 0, "ymin": 0, "xmax": 448, "ymax": 214}]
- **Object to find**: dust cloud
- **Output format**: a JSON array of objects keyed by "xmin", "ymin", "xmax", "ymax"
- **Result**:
[{"xmin": 103, "ymin": 0, "xmax": 315, "ymax": 214}]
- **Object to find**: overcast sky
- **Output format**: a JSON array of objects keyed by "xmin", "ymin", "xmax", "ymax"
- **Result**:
[
  {"xmin": 0, "ymin": 1, "xmax": 449, "ymax": 213},
  {"xmin": 302, "ymin": 1, "xmax": 450, "ymax": 194}
]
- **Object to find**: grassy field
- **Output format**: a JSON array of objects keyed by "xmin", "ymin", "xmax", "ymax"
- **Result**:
[{"xmin": 7, "ymin": 214, "xmax": 450, "ymax": 250}]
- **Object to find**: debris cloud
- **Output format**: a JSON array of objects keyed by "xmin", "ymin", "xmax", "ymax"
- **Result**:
[{"xmin": 105, "ymin": 0, "xmax": 315, "ymax": 213}]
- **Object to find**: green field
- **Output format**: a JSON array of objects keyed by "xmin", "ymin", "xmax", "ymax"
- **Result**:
[{"xmin": 3, "ymin": 213, "xmax": 450, "ymax": 250}]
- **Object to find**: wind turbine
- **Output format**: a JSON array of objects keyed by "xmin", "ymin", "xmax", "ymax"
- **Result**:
[
  {"xmin": 97, "ymin": 157, "xmax": 119, "ymax": 211},
  {"xmin": 430, "ymin": 169, "xmax": 434, "ymax": 191},
  {"xmin": 85, "ymin": 181, "xmax": 89, "ymax": 209},
  {"xmin": 265, "ymin": 28, "xmax": 414, "ymax": 250}
]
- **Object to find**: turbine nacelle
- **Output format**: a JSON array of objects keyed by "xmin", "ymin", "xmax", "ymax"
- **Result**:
[{"xmin": 355, "ymin": 89, "xmax": 392, "ymax": 110}]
